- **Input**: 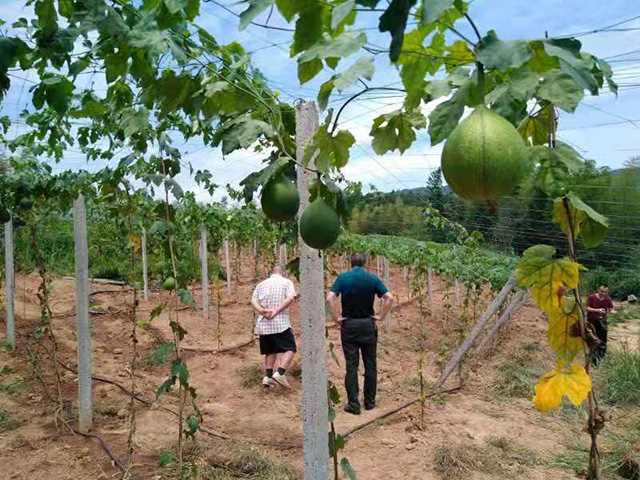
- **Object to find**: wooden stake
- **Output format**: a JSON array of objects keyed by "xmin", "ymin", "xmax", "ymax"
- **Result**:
[
  {"xmin": 74, "ymin": 195, "xmax": 92, "ymax": 433},
  {"xmin": 296, "ymin": 100, "xmax": 329, "ymax": 480},
  {"xmin": 435, "ymin": 276, "xmax": 516, "ymax": 389},
  {"xmin": 476, "ymin": 290, "xmax": 528, "ymax": 354}
]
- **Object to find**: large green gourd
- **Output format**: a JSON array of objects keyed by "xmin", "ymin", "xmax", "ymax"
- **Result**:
[
  {"xmin": 260, "ymin": 175, "xmax": 300, "ymax": 222},
  {"xmin": 441, "ymin": 106, "xmax": 528, "ymax": 201},
  {"xmin": 299, "ymin": 197, "xmax": 341, "ymax": 250}
]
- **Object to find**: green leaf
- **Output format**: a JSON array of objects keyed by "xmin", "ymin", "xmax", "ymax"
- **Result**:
[
  {"xmin": 303, "ymin": 127, "xmax": 355, "ymax": 172},
  {"xmin": 476, "ymin": 30, "xmax": 532, "ymax": 72},
  {"xmin": 554, "ymin": 141, "xmax": 584, "ymax": 172},
  {"xmin": 553, "ymin": 193, "xmax": 608, "ymax": 249},
  {"xmin": 239, "ymin": 156, "xmax": 290, "ymax": 202},
  {"xmin": 328, "ymin": 406, "xmax": 336, "ymax": 423},
  {"xmin": 185, "ymin": 0, "xmax": 200, "ymax": 20},
  {"xmin": 544, "ymin": 39, "xmax": 598, "ymax": 94},
  {"xmin": 292, "ymin": 5, "xmax": 323, "ymax": 55},
  {"xmin": 398, "ymin": 28, "xmax": 444, "ymax": 96},
  {"xmin": 318, "ymin": 79, "xmax": 335, "ymax": 111},
  {"xmin": 425, "ymin": 79, "xmax": 451, "ymax": 100},
  {"xmin": 239, "ymin": 0, "xmax": 273, "ymax": 30},
  {"xmin": 214, "ymin": 114, "xmax": 275, "ymax": 155},
  {"xmin": 427, "ymin": 82, "xmax": 468, "ymax": 145},
  {"xmin": 121, "ymin": 107, "xmax": 150, "ymax": 138},
  {"xmin": 158, "ymin": 450, "xmax": 174, "ymax": 467},
  {"xmin": 164, "ymin": 0, "xmax": 188, "ymax": 15},
  {"xmin": 516, "ymin": 245, "xmax": 583, "ymax": 314},
  {"xmin": 379, "ymin": 0, "xmax": 418, "ymax": 62},
  {"xmin": 332, "ymin": 0, "xmax": 356, "ymax": 30},
  {"xmin": 184, "ymin": 415, "xmax": 201, "ymax": 438},
  {"xmin": 596, "ymin": 58, "xmax": 617, "ymax": 95},
  {"xmin": 178, "ymin": 289, "xmax": 196, "ymax": 307},
  {"xmin": 298, "ymin": 32, "xmax": 367, "ymax": 64},
  {"xmin": 35, "ymin": 0, "xmax": 58, "ymax": 34},
  {"xmin": 518, "ymin": 105, "xmax": 556, "ymax": 146},
  {"xmin": 370, "ymin": 109, "xmax": 426, "ymax": 154},
  {"xmin": 169, "ymin": 320, "xmax": 188, "ymax": 341},
  {"xmin": 275, "ymin": 0, "xmax": 298, "ymax": 22},
  {"xmin": 59, "ymin": 0, "xmax": 74, "ymax": 18},
  {"xmin": 298, "ymin": 59, "xmax": 323, "ymax": 84},
  {"xmin": 156, "ymin": 376, "xmax": 177, "ymax": 396},
  {"xmin": 421, "ymin": 0, "xmax": 454, "ymax": 24},
  {"xmin": 444, "ymin": 40, "xmax": 475, "ymax": 72},
  {"xmin": 334, "ymin": 57, "xmax": 375, "ymax": 90},
  {"xmin": 171, "ymin": 358, "xmax": 190, "ymax": 386},
  {"xmin": 341, "ymin": 458, "xmax": 358, "ymax": 480},
  {"xmin": 329, "ymin": 382, "xmax": 341, "ymax": 404},
  {"xmin": 537, "ymin": 71, "xmax": 584, "ymax": 113}
]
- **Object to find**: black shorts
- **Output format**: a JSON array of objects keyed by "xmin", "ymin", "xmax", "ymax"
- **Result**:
[{"xmin": 259, "ymin": 328, "xmax": 297, "ymax": 355}]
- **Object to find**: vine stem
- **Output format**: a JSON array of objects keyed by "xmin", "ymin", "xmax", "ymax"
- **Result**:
[
  {"xmin": 464, "ymin": 13, "xmax": 483, "ymax": 42},
  {"xmin": 475, "ymin": 61, "xmax": 485, "ymax": 105},
  {"xmin": 331, "ymin": 87, "xmax": 406, "ymax": 135},
  {"xmin": 162, "ymin": 161, "xmax": 185, "ymax": 470},
  {"xmin": 562, "ymin": 197, "xmax": 603, "ymax": 480}
]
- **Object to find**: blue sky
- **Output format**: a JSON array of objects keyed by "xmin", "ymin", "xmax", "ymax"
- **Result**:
[{"xmin": 1, "ymin": 1, "xmax": 639, "ymax": 201}]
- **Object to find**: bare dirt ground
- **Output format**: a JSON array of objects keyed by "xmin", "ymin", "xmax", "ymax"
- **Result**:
[{"xmin": 0, "ymin": 259, "xmax": 638, "ymax": 480}]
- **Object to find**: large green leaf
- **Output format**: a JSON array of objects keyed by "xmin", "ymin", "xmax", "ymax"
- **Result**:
[
  {"xmin": 476, "ymin": 30, "xmax": 532, "ymax": 72},
  {"xmin": 379, "ymin": 0, "xmax": 418, "ymax": 62},
  {"xmin": 334, "ymin": 57, "xmax": 375, "ymax": 90},
  {"xmin": 427, "ymin": 82, "xmax": 468, "ymax": 145},
  {"xmin": 444, "ymin": 40, "xmax": 475, "ymax": 73},
  {"xmin": 332, "ymin": 0, "xmax": 356, "ymax": 30},
  {"xmin": 398, "ymin": 27, "xmax": 444, "ymax": 99},
  {"xmin": 303, "ymin": 126, "xmax": 356, "ymax": 172},
  {"xmin": 275, "ymin": 0, "xmax": 298, "ymax": 22},
  {"xmin": 553, "ymin": 193, "xmax": 608, "ymax": 249},
  {"xmin": 544, "ymin": 39, "xmax": 598, "ymax": 95},
  {"xmin": 537, "ymin": 71, "xmax": 584, "ymax": 113},
  {"xmin": 214, "ymin": 114, "xmax": 275, "ymax": 155},
  {"xmin": 292, "ymin": 4, "xmax": 323, "ymax": 55},
  {"xmin": 298, "ymin": 32, "xmax": 367, "ymax": 64},
  {"xmin": 596, "ymin": 58, "xmax": 617, "ymax": 95},
  {"xmin": 239, "ymin": 0, "xmax": 273, "ymax": 30},
  {"xmin": 164, "ymin": 0, "xmax": 188, "ymax": 14},
  {"xmin": 298, "ymin": 58, "xmax": 323, "ymax": 84},
  {"xmin": 518, "ymin": 106, "xmax": 556, "ymax": 146},
  {"xmin": 239, "ymin": 156, "xmax": 290, "ymax": 202},
  {"xmin": 516, "ymin": 245, "xmax": 582, "ymax": 315},
  {"xmin": 370, "ymin": 109, "xmax": 426, "ymax": 154},
  {"xmin": 421, "ymin": 0, "xmax": 454, "ymax": 24}
]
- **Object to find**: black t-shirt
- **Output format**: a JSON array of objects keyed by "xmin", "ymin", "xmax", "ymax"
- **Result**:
[{"xmin": 330, "ymin": 267, "xmax": 388, "ymax": 319}]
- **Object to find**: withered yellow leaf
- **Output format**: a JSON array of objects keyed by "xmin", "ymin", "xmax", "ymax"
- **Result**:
[
  {"xmin": 516, "ymin": 245, "xmax": 582, "ymax": 314},
  {"xmin": 548, "ymin": 302, "xmax": 584, "ymax": 363},
  {"xmin": 533, "ymin": 363, "xmax": 591, "ymax": 413}
]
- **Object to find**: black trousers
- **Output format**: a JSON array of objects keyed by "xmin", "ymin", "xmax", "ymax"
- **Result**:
[
  {"xmin": 590, "ymin": 317, "xmax": 608, "ymax": 366},
  {"xmin": 341, "ymin": 317, "xmax": 377, "ymax": 409}
]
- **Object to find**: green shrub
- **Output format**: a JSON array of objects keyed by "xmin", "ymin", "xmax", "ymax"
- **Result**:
[
  {"xmin": 583, "ymin": 266, "xmax": 640, "ymax": 300},
  {"xmin": 598, "ymin": 347, "xmax": 640, "ymax": 406}
]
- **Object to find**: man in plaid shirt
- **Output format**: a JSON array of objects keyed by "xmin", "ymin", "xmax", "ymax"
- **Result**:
[{"xmin": 251, "ymin": 265, "xmax": 297, "ymax": 388}]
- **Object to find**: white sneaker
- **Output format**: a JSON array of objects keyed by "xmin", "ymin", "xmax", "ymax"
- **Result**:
[
  {"xmin": 262, "ymin": 376, "xmax": 273, "ymax": 387},
  {"xmin": 272, "ymin": 372, "xmax": 291, "ymax": 389}
]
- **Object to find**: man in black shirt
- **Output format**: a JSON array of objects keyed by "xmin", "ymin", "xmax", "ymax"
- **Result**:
[{"xmin": 326, "ymin": 253, "xmax": 394, "ymax": 414}]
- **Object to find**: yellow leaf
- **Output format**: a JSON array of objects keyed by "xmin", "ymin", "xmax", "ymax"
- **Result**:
[
  {"xmin": 128, "ymin": 234, "xmax": 141, "ymax": 254},
  {"xmin": 548, "ymin": 301, "xmax": 584, "ymax": 363},
  {"xmin": 533, "ymin": 363, "xmax": 591, "ymax": 413},
  {"xmin": 516, "ymin": 245, "xmax": 582, "ymax": 314}
]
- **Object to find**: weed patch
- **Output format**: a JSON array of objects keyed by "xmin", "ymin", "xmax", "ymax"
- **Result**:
[
  {"xmin": 240, "ymin": 364, "xmax": 264, "ymax": 389},
  {"xmin": 492, "ymin": 344, "xmax": 549, "ymax": 399},
  {"xmin": 598, "ymin": 347, "xmax": 640, "ymax": 406}
]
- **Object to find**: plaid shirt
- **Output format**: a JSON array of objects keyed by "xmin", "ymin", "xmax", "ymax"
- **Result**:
[{"xmin": 252, "ymin": 274, "xmax": 296, "ymax": 335}]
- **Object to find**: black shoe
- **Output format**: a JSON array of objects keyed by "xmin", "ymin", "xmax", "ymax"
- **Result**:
[
  {"xmin": 365, "ymin": 403, "xmax": 375, "ymax": 411},
  {"xmin": 344, "ymin": 404, "xmax": 361, "ymax": 415}
]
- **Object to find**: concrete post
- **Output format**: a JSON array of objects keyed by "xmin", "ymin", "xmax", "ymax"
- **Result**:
[
  {"xmin": 224, "ymin": 239, "xmax": 231, "ymax": 296},
  {"xmin": 141, "ymin": 229, "xmax": 148, "ymax": 301},
  {"xmin": 200, "ymin": 229, "xmax": 209, "ymax": 321},
  {"xmin": 296, "ymin": 100, "xmax": 330, "ymax": 480},
  {"xmin": 384, "ymin": 257, "xmax": 391, "ymax": 334},
  {"xmin": 4, "ymin": 219, "xmax": 15, "ymax": 348},
  {"xmin": 74, "ymin": 196, "xmax": 92, "ymax": 433}
]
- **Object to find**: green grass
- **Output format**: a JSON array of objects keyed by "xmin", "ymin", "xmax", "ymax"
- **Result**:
[
  {"xmin": 174, "ymin": 440, "xmax": 296, "ymax": 480},
  {"xmin": 492, "ymin": 343, "xmax": 549, "ymax": 399},
  {"xmin": 0, "ymin": 410, "xmax": 21, "ymax": 432},
  {"xmin": 0, "ymin": 379, "xmax": 27, "ymax": 395},
  {"xmin": 434, "ymin": 438, "xmax": 537, "ymax": 480},
  {"xmin": 608, "ymin": 305, "xmax": 640, "ymax": 328},
  {"xmin": 548, "ymin": 420, "xmax": 640, "ymax": 479},
  {"xmin": 239, "ymin": 364, "xmax": 264, "ymax": 389},
  {"xmin": 598, "ymin": 347, "xmax": 640, "ymax": 406}
]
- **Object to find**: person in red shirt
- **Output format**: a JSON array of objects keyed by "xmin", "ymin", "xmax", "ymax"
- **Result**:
[{"xmin": 586, "ymin": 284, "xmax": 617, "ymax": 366}]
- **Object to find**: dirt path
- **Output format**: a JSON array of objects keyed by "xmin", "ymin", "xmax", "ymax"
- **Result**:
[{"xmin": 0, "ymin": 261, "xmax": 637, "ymax": 480}]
